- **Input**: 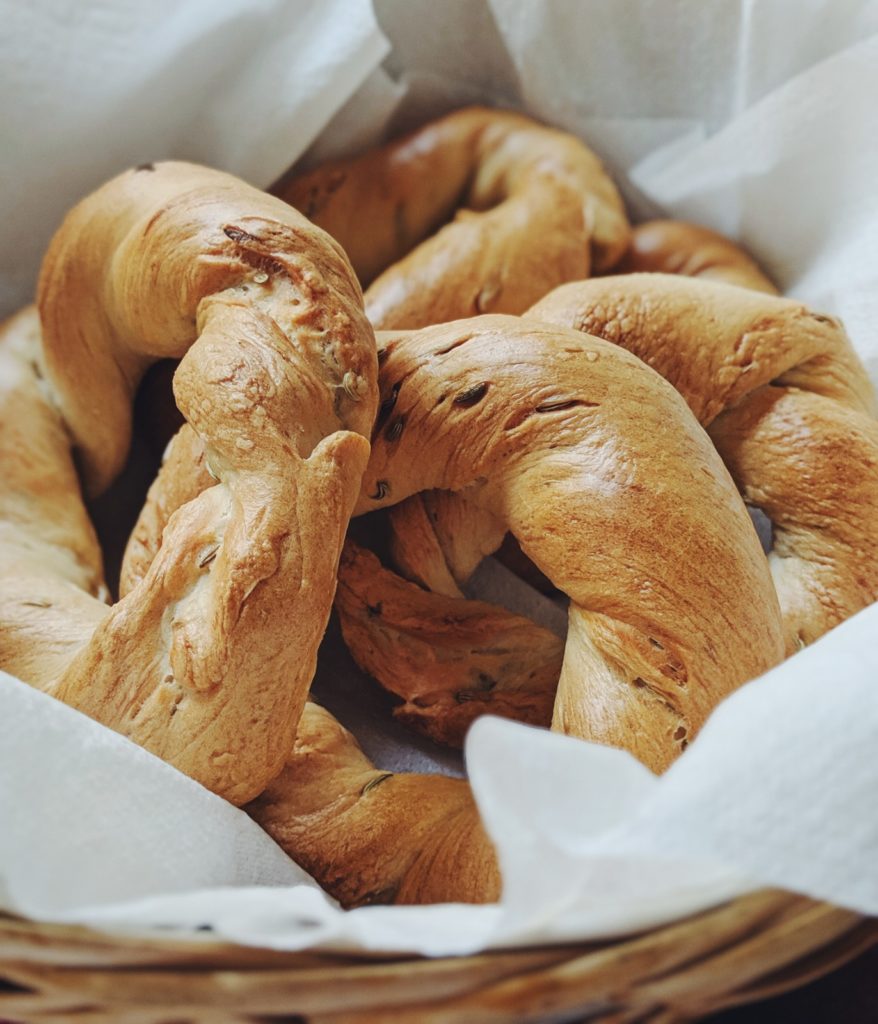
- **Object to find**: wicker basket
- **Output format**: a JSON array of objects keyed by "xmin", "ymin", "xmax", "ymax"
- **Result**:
[{"xmin": 1, "ymin": 889, "xmax": 874, "ymax": 1023}]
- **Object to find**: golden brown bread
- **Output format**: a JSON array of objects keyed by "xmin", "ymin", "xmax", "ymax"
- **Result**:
[
  {"xmin": 0, "ymin": 307, "xmax": 109, "ymax": 689},
  {"xmin": 1, "ymin": 161, "xmax": 377, "ymax": 805},
  {"xmin": 335, "ymin": 540, "xmax": 561, "ymax": 744},
  {"xmin": 122, "ymin": 446, "xmax": 502, "ymax": 908},
  {"xmin": 247, "ymin": 703, "xmax": 500, "ymax": 907},
  {"xmin": 121, "ymin": 423, "xmax": 212, "ymax": 597},
  {"xmin": 614, "ymin": 219, "xmax": 778, "ymax": 294},
  {"xmin": 125, "ymin": 444, "xmax": 563, "ymax": 750},
  {"xmin": 274, "ymin": 106, "xmax": 630, "ymax": 329},
  {"xmin": 365, "ymin": 261, "xmax": 878, "ymax": 743},
  {"xmin": 39, "ymin": 162, "xmax": 375, "ymax": 496},
  {"xmin": 594, "ymin": 222, "xmax": 878, "ymax": 645},
  {"xmin": 125, "ymin": 308, "xmax": 785, "ymax": 771},
  {"xmin": 4, "ymin": 161, "xmax": 500, "ymax": 907},
  {"xmin": 387, "ymin": 486, "xmax": 506, "ymax": 598},
  {"xmin": 528, "ymin": 274, "xmax": 874, "ymax": 424},
  {"xmin": 343, "ymin": 315, "xmax": 785, "ymax": 770},
  {"xmin": 121, "ymin": 427, "xmax": 503, "ymax": 908},
  {"xmin": 528, "ymin": 274, "xmax": 878, "ymax": 649}
]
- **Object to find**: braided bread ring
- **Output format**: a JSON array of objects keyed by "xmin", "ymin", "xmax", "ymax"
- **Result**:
[
  {"xmin": 348, "ymin": 315, "xmax": 784, "ymax": 770},
  {"xmin": 1, "ymin": 162, "xmax": 377, "ymax": 805},
  {"xmin": 274, "ymin": 107, "xmax": 630, "ymax": 329},
  {"xmin": 366, "ymin": 246, "xmax": 878, "ymax": 732},
  {"xmin": 529, "ymin": 274, "xmax": 878, "ymax": 649}
]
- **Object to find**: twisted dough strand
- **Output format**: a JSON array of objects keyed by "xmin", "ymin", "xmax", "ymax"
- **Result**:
[
  {"xmin": 0, "ymin": 308, "xmax": 107, "ymax": 688},
  {"xmin": 2, "ymin": 161, "xmax": 377, "ymax": 805},
  {"xmin": 120, "ymin": 418, "xmax": 501, "ymax": 908},
  {"xmin": 597, "ymin": 224, "xmax": 878, "ymax": 646}
]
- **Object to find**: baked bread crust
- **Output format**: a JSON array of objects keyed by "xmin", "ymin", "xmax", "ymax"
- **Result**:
[
  {"xmin": 247, "ymin": 703, "xmax": 500, "ymax": 907},
  {"xmin": 274, "ymin": 107, "xmax": 630, "ymax": 329},
  {"xmin": 336, "ymin": 539, "xmax": 562, "ymax": 745},
  {"xmin": 530, "ymin": 274, "xmax": 878, "ymax": 648},
  {"xmin": 124, "ymin": 309, "xmax": 785, "ymax": 771},
  {"xmin": 345, "ymin": 315, "xmax": 784, "ymax": 770},
  {"xmin": 377, "ymin": 271, "xmax": 878, "ymax": 690},
  {"xmin": 1, "ymin": 161, "xmax": 377, "ymax": 806},
  {"xmin": 120, "ymin": 416, "xmax": 502, "ymax": 909},
  {"xmin": 614, "ymin": 219, "xmax": 778, "ymax": 294}
]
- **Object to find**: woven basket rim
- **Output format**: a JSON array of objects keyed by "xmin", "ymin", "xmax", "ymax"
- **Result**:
[
  {"xmin": 1, "ymin": 887, "xmax": 875, "ymax": 1023},
  {"xmin": 1, "ymin": 886, "xmax": 780, "ymax": 962}
]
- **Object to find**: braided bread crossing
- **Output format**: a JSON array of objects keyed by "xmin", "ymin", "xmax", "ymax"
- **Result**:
[{"xmin": 347, "ymin": 315, "xmax": 785, "ymax": 770}]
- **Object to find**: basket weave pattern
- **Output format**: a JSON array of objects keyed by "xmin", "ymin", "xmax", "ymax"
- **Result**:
[{"xmin": 1, "ymin": 890, "xmax": 874, "ymax": 1023}]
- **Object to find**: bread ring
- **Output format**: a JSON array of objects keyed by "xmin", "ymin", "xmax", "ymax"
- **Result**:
[
  {"xmin": 528, "ymin": 274, "xmax": 878, "ymax": 649},
  {"xmin": 274, "ymin": 107, "xmax": 630, "ymax": 329},
  {"xmin": 614, "ymin": 220, "xmax": 778, "ymax": 294},
  {"xmin": 124, "ymin": 311, "xmax": 784, "ymax": 770},
  {"xmin": 1, "ymin": 161, "xmax": 377, "ymax": 805},
  {"xmin": 365, "ymin": 264, "xmax": 878, "ymax": 731},
  {"xmin": 343, "ymin": 315, "xmax": 784, "ymax": 770}
]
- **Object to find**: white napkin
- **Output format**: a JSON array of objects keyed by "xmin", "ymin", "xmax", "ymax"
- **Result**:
[
  {"xmin": 0, "ymin": 674, "xmax": 308, "ymax": 916},
  {"xmin": 0, "ymin": 0, "xmax": 389, "ymax": 316},
  {"xmin": 1, "ymin": 0, "xmax": 877, "ymax": 955}
]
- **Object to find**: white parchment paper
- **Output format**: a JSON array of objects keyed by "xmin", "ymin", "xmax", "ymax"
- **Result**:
[{"xmin": 1, "ymin": 0, "xmax": 877, "ymax": 955}]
